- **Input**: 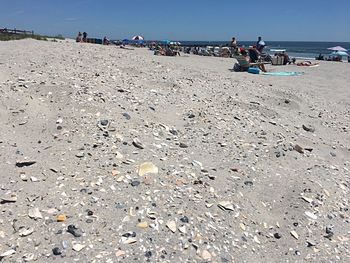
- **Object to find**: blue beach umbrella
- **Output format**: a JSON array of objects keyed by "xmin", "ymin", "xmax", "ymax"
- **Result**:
[
  {"xmin": 331, "ymin": 51, "xmax": 348, "ymax": 56},
  {"xmin": 161, "ymin": 40, "xmax": 171, "ymax": 45}
]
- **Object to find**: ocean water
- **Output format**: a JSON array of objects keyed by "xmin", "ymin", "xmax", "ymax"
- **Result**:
[{"xmin": 179, "ymin": 41, "xmax": 350, "ymax": 59}]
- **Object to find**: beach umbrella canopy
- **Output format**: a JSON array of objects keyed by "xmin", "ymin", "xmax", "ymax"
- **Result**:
[
  {"xmin": 327, "ymin": 46, "xmax": 348, "ymax": 52},
  {"xmin": 161, "ymin": 40, "xmax": 171, "ymax": 44},
  {"xmin": 331, "ymin": 51, "xmax": 348, "ymax": 56},
  {"xmin": 132, "ymin": 35, "xmax": 144, "ymax": 40}
]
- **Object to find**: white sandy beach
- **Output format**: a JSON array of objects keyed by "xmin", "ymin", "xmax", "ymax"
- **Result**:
[{"xmin": 0, "ymin": 39, "xmax": 349, "ymax": 262}]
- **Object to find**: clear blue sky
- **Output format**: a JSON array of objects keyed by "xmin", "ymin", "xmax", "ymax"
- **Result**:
[{"xmin": 1, "ymin": 0, "xmax": 349, "ymax": 41}]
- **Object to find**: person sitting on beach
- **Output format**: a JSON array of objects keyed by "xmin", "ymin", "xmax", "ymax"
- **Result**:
[
  {"xmin": 165, "ymin": 46, "xmax": 176, "ymax": 56},
  {"xmin": 184, "ymin": 47, "xmax": 191, "ymax": 54},
  {"xmin": 76, "ymin": 32, "xmax": 82, "ymax": 42},
  {"xmin": 280, "ymin": 51, "xmax": 296, "ymax": 65},
  {"xmin": 248, "ymin": 46, "xmax": 260, "ymax": 63},
  {"xmin": 82, "ymin": 32, "xmax": 87, "ymax": 42},
  {"xmin": 103, "ymin": 36, "xmax": 110, "ymax": 45},
  {"xmin": 316, "ymin": 53, "xmax": 324, "ymax": 60},
  {"xmin": 173, "ymin": 49, "xmax": 181, "ymax": 56},
  {"xmin": 241, "ymin": 50, "xmax": 267, "ymax": 72},
  {"xmin": 154, "ymin": 46, "xmax": 166, "ymax": 56},
  {"xmin": 333, "ymin": 56, "xmax": 342, "ymax": 62}
]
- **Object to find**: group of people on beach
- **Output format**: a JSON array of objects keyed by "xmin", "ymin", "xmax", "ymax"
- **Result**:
[
  {"xmin": 230, "ymin": 36, "xmax": 266, "ymax": 55},
  {"xmin": 230, "ymin": 36, "xmax": 300, "ymax": 72},
  {"xmin": 154, "ymin": 46, "xmax": 181, "ymax": 56},
  {"xmin": 230, "ymin": 36, "xmax": 268, "ymax": 72},
  {"xmin": 74, "ymin": 33, "xmax": 347, "ymax": 69},
  {"xmin": 76, "ymin": 32, "xmax": 110, "ymax": 45},
  {"xmin": 315, "ymin": 53, "xmax": 349, "ymax": 62},
  {"xmin": 76, "ymin": 32, "xmax": 87, "ymax": 42}
]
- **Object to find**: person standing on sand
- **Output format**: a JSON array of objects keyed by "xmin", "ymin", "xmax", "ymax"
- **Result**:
[
  {"xmin": 256, "ymin": 36, "xmax": 266, "ymax": 53},
  {"xmin": 230, "ymin": 37, "xmax": 238, "ymax": 56}
]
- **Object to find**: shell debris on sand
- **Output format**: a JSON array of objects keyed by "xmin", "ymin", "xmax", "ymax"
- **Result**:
[
  {"xmin": 138, "ymin": 162, "xmax": 158, "ymax": 176},
  {"xmin": 0, "ymin": 39, "xmax": 348, "ymax": 263}
]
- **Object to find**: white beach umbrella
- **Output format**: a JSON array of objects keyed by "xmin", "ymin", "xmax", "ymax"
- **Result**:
[
  {"xmin": 327, "ymin": 46, "xmax": 347, "ymax": 52},
  {"xmin": 132, "ymin": 35, "xmax": 144, "ymax": 40}
]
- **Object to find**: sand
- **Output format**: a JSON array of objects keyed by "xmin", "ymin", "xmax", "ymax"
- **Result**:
[{"xmin": 0, "ymin": 39, "xmax": 349, "ymax": 262}]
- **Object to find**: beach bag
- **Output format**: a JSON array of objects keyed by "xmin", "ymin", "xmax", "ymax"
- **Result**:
[{"xmin": 233, "ymin": 63, "xmax": 241, "ymax": 72}]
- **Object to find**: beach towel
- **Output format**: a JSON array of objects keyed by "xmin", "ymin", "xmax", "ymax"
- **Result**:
[{"xmin": 262, "ymin": 72, "xmax": 304, "ymax": 76}]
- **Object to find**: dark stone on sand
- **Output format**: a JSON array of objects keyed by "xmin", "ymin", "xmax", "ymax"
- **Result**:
[
  {"xmin": 294, "ymin": 144, "xmax": 304, "ymax": 154},
  {"xmin": 15, "ymin": 160, "xmax": 36, "ymax": 167},
  {"xmin": 304, "ymin": 148, "xmax": 313, "ymax": 152},
  {"xmin": 131, "ymin": 180, "xmax": 140, "ymax": 187},
  {"xmin": 80, "ymin": 188, "xmax": 93, "ymax": 194},
  {"xmin": 302, "ymin": 124, "xmax": 315, "ymax": 133},
  {"xmin": 122, "ymin": 232, "xmax": 136, "ymax": 238},
  {"xmin": 274, "ymin": 233, "xmax": 282, "ymax": 239},
  {"xmin": 179, "ymin": 142, "xmax": 188, "ymax": 148},
  {"xmin": 122, "ymin": 113, "xmax": 131, "ymax": 120},
  {"xmin": 169, "ymin": 128, "xmax": 178, "ymax": 136},
  {"xmin": 100, "ymin": 119, "xmax": 109, "ymax": 126},
  {"xmin": 306, "ymin": 240, "xmax": 316, "ymax": 247},
  {"xmin": 52, "ymin": 247, "xmax": 62, "ymax": 256},
  {"xmin": 244, "ymin": 181, "xmax": 254, "ymax": 187},
  {"xmin": 67, "ymin": 225, "xmax": 82, "ymax": 237},
  {"xmin": 180, "ymin": 216, "xmax": 189, "ymax": 223}
]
